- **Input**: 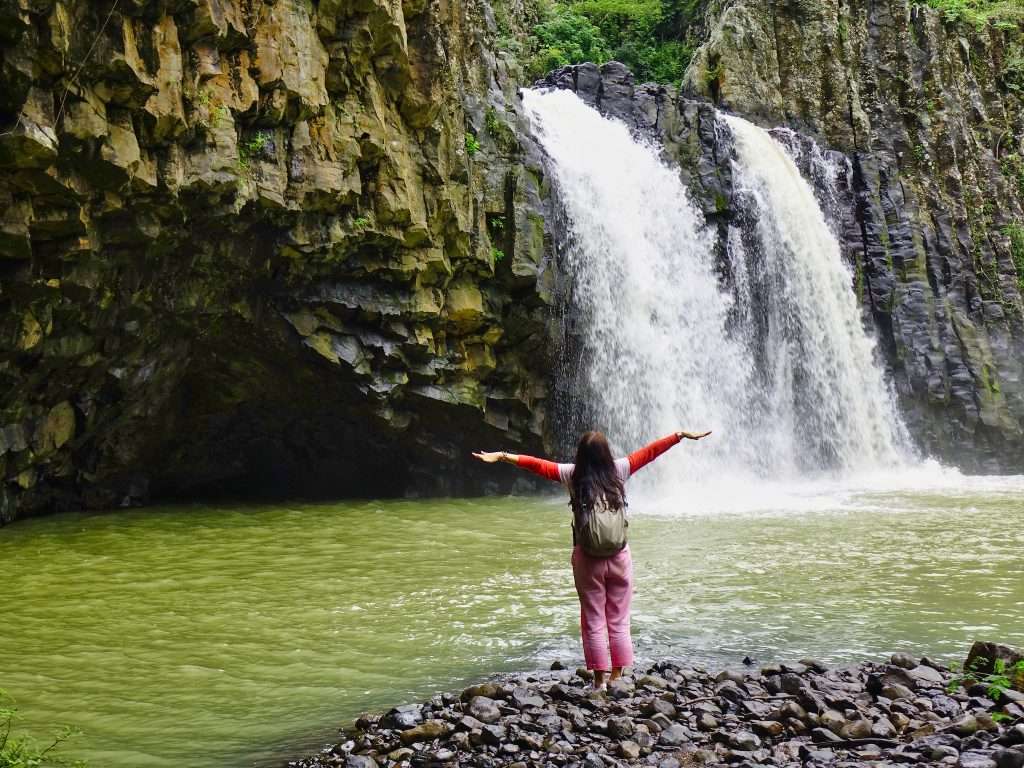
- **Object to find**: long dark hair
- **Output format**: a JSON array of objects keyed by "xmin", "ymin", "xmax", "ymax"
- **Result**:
[{"xmin": 570, "ymin": 431, "xmax": 625, "ymax": 522}]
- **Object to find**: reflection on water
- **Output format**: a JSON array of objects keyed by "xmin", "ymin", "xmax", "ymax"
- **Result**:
[{"xmin": 2, "ymin": 473, "xmax": 1024, "ymax": 768}]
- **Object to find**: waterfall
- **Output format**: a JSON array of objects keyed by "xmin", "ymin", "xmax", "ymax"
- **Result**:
[
  {"xmin": 721, "ymin": 114, "xmax": 910, "ymax": 473},
  {"xmin": 522, "ymin": 88, "xmax": 909, "ymax": 490}
]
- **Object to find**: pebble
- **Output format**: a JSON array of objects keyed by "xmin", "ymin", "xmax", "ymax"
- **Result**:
[
  {"xmin": 618, "ymin": 740, "xmax": 641, "ymax": 759},
  {"xmin": 290, "ymin": 651, "xmax": 1024, "ymax": 768}
]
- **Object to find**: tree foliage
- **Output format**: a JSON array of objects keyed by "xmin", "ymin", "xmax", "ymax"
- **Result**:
[
  {"xmin": 921, "ymin": 0, "xmax": 1024, "ymax": 27},
  {"xmin": 526, "ymin": 0, "xmax": 706, "ymax": 84}
]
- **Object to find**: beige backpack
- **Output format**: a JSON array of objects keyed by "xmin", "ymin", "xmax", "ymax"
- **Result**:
[{"xmin": 572, "ymin": 493, "xmax": 628, "ymax": 557}]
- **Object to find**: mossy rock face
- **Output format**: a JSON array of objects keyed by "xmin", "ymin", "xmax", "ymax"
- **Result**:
[{"xmin": 0, "ymin": 0, "xmax": 559, "ymax": 520}]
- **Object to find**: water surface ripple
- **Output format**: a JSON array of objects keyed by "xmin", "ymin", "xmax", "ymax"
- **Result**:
[{"xmin": 3, "ymin": 480, "xmax": 1023, "ymax": 767}]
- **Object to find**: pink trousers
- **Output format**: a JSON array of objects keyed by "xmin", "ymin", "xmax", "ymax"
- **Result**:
[{"xmin": 571, "ymin": 544, "xmax": 634, "ymax": 671}]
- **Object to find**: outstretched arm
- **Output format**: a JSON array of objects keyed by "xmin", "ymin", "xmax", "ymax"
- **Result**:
[
  {"xmin": 472, "ymin": 451, "xmax": 563, "ymax": 482},
  {"xmin": 627, "ymin": 430, "xmax": 712, "ymax": 474}
]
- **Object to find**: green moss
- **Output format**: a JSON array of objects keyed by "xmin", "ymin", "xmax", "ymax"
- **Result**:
[
  {"xmin": 1000, "ymin": 153, "xmax": 1024, "ymax": 198},
  {"xmin": 714, "ymin": 192, "xmax": 728, "ymax": 213},
  {"xmin": 484, "ymin": 108, "xmax": 518, "ymax": 153},
  {"xmin": 238, "ymin": 131, "xmax": 271, "ymax": 170},
  {"xmin": 705, "ymin": 57, "xmax": 724, "ymax": 87},
  {"xmin": 922, "ymin": 0, "xmax": 1024, "ymax": 28},
  {"xmin": 1005, "ymin": 222, "xmax": 1024, "ymax": 294},
  {"xmin": 464, "ymin": 132, "xmax": 481, "ymax": 157},
  {"xmin": 1004, "ymin": 43, "xmax": 1024, "ymax": 93}
]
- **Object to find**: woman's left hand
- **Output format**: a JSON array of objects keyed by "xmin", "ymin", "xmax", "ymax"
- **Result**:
[{"xmin": 677, "ymin": 430, "xmax": 712, "ymax": 440}]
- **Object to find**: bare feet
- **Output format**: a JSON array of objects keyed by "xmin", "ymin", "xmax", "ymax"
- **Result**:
[
  {"xmin": 609, "ymin": 666, "xmax": 623, "ymax": 682},
  {"xmin": 593, "ymin": 670, "xmax": 608, "ymax": 691}
]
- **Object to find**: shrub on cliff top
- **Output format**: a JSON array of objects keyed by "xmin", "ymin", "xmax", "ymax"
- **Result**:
[
  {"xmin": 923, "ymin": 0, "xmax": 1024, "ymax": 27},
  {"xmin": 526, "ymin": 0, "xmax": 704, "ymax": 83}
]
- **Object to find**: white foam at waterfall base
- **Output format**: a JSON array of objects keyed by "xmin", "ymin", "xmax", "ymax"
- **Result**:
[{"xmin": 522, "ymin": 89, "xmax": 971, "ymax": 514}]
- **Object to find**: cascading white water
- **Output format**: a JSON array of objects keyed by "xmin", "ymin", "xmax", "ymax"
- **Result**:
[
  {"xmin": 722, "ymin": 114, "xmax": 910, "ymax": 471},
  {"xmin": 522, "ymin": 88, "xmax": 909, "ymax": 489},
  {"xmin": 522, "ymin": 89, "xmax": 760, "ymax": 484}
]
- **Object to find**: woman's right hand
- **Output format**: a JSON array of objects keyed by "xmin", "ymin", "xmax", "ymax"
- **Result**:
[
  {"xmin": 472, "ymin": 451, "xmax": 505, "ymax": 463},
  {"xmin": 677, "ymin": 430, "xmax": 712, "ymax": 440}
]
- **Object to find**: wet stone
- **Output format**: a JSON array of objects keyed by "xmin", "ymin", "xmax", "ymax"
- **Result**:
[
  {"xmin": 960, "ymin": 751, "xmax": 998, "ymax": 768},
  {"xmin": 468, "ymin": 696, "xmax": 502, "ymax": 724},
  {"xmin": 619, "ymin": 740, "xmax": 641, "ymax": 759},
  {"xmin": 400, "ymin": 720, "xmax": 450, "ymax": 745},
  {"xmin": 779, "ymin": 673, "xmax": 805, "ymax": 695},
  {"xmin": 607, "ymin": 716, "xmax": 634, "ymax": 739},
  {"xmin": 871, "ymin": 717, "xmax": 898, "ymax": 738},
  {"xmin": 883, "ymin": 683, "xmax": 915, "ymax": 700},
  {"xmin": 908, "ymin": 665, "xmax": 946, "ymax": 686},
  {"xmin": 658, "ymin": 723, "xmax": 690, "ymax": 746},
  {"xmin": 479, "ymin": 724, "xmax": 506, "ymax": 747},
  {"xmin": 813, "ymin": 727, "xmax": 844, "ymax": 744},
  {"xmin": 608, "ymin": 679, "xmax": 636, "ymax": 700},
  {"xmin": 381, "ymin": 704, "xmax": 423, "ymax": 730},
  {"xmin": 636, "ymin": 674, "xmax": 669, "ymax": 690},
  {"xmin": 292, "ymin": 655, "xmax": 1020, "ymax": 768},
  {"xmin": 698, "ymin": 713, "xmax": 719, "ymax": 731},
  {"xmin": 750, "ymin": 720, "xmax": 784, "ymax": 738},
  {"xmin": 891, "ymin": 653, "xmax": 919, "ymax": 669},
  {"xmin": 994, "ymin": 749, "xmax": 1024, "ymax": 768},
  {"xmin": 457, "ymin": 716, "xmax": 484, "ymax": 731},
  {"xmin": 462, "ymin": 683, "xmax": 502, "ymax": 701},
  {"xmin": 954, "ymin": 716, "xmax": 981, "ymax": 737},
  {"xmin": 643, "ymin": 698, "xmax": 676, "ymax": 718},
  {"xmin": 729, "ymin": 731, "xmax": 761, "ymax": 751}
]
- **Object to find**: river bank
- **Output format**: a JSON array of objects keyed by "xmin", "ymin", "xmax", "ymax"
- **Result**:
[{"xmin": 290, "ymin": 645, "xmax": 1024, "ymax": 768}]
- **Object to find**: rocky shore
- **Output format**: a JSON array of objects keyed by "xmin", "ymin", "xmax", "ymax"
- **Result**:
[{"xmin": 290, "ymin": 646, "xmax": 1024, "ymax": 768}]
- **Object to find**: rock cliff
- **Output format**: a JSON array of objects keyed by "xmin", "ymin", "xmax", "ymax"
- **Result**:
[
  {"xmin": 544, "ymin": 0, "xmax": 1024, "ymax": 472},
  {"xmin": 3, "ymin": 0, "xmax": 1024, "ymax": 522},
  {"xmin": 684, "ymin": 0, "xmax": 1024, "ymax": 470},
  {"xmin": 0, "ymin": 0, "xmax": 555, "ymax": 521}
]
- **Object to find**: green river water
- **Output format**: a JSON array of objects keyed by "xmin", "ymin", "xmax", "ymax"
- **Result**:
[{"xmin": 2, "ymin": 469, "xmax": 1024, "ymax": 768}]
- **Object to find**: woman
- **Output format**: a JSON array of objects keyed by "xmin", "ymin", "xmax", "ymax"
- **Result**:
[{"xmin": 472, "ymin": 429, "xmax": 711, "ymax": 690}]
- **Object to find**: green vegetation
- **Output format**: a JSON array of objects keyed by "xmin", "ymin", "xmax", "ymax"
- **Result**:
[
  {"xmin": 491, "ymin": 246, "xmax": 506, "ymax": 262},
  {"xmin": 464, "ymin": 132, "xmax": 482, "ymax": 156},
  {"xmin": 1000, "ymin": 153, "xmax": 1024, "ymax": 197},
  {"xmin": 704, "ymin": 56, "xmax": 723, "ymax": 92},
  {"xmin": 947, "ymin": 656, "xmax": 1024, "ymax": 699},
  {"xmin": 526, "ymin": 0, "xmax": 705, "ymax": 84},
  {"xmin": 238, "ymin": 131, "xmax": 271, "ymax": 170},
  {"xmin": 1004, "ymin": 43, "xmax": 1024, "ymax": 93},
  {"xmin": 1, "ymin": 691, "xmax": 84, "ymax": 768},
  {"xmin": 353, "ymin": 216, "xmax": 370, "ymax": 230},
  {"xmin": 485, "ymin": 108, "xmax": 519, "ymax": 153},
  {"xmin": 1005, "ymin": 223, "xmax": 1024, "ymax": 293},
  {"xmin": 921, "ymin": 0, "xmax": 1024, "ymax": 27}
]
